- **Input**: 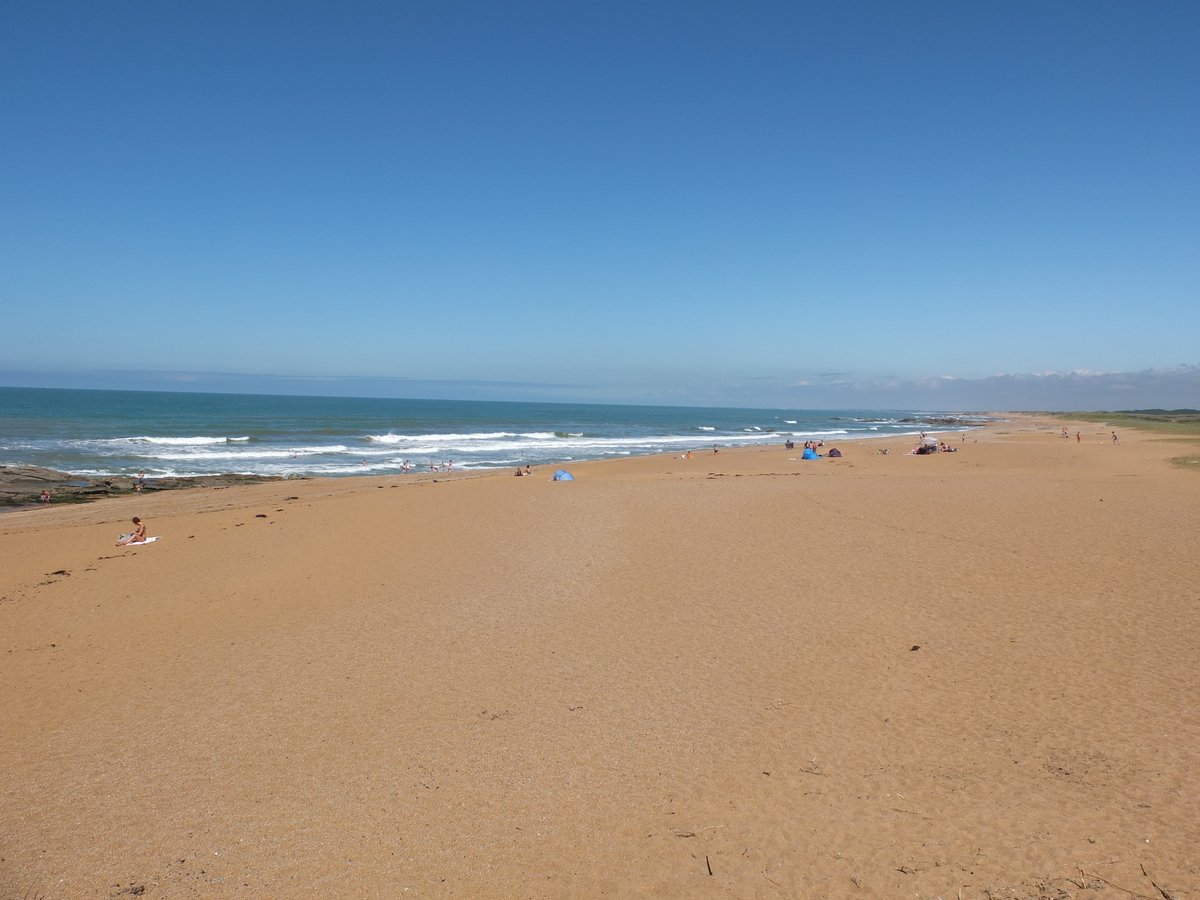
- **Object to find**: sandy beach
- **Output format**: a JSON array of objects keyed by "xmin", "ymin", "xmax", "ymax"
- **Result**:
[{"xmin": 1, "ymin": 415, "xmax": 1197, "ymax": 899}]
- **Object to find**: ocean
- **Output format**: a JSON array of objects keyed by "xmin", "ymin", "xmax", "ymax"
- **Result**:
[{"xmin": 0, "ymin": 387, "xmax": 987, "ymax": 478}]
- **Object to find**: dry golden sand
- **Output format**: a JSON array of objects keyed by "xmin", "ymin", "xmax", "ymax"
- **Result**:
[{"xmin": 1, "ymin": 416, "xmax": 1197, "ymax": 899}]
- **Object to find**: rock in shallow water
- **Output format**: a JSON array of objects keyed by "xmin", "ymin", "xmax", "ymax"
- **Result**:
[{"xmin": 0, "ymin": 466, "xmax": 294, "ymax": 507}]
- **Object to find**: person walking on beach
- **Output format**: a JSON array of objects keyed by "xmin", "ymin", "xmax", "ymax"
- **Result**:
[
  {"xmin": 117, "ymin": 517, "xmax": 147, "ymax": 547},
  {"xmin": 1112, "ymin": 431, "xmax": 1119, "ymax": 444}
]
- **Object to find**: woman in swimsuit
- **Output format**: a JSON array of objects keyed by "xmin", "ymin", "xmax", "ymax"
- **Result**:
[{"xmin": 117, "ymin": 517, "xmax": 147, "ymax": 546}]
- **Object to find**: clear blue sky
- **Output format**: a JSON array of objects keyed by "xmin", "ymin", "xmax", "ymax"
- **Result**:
[{"xmin": 2, "ymin": 1, "xmax": 1197, "ymax": 408}]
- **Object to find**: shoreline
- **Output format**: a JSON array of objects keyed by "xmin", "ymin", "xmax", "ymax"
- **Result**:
[
  {"xmin": 0, "ymin": 385, "xmax": 1002, "ymax": 483},
  {"xmin": 3, "ymin": 412, "xmax": 1197, "ymax": 897},
  {"xmin": 0, "ymin": 419, "xmax": 995, "ymax": 514}
]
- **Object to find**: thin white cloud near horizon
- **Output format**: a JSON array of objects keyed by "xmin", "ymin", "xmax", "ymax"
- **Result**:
[{"xmin": 0, "ymin": 365, "xmax": 1196, "ymax": 412}]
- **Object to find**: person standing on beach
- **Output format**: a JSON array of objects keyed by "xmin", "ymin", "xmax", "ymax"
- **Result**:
[
  {"xmin": 1076, "ymin": 431, "xmax": 1081, "ymax": 442},
  {"xmin": 39, "ymin": 489, "xmax": 51, "ymax": 506},
  {"xmin": 1112, "ymin": 431, "xmax": 1119, "ymax": 444}
]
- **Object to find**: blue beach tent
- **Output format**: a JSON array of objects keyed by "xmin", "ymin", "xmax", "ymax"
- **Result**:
[
  {"xmin": 551, "ymin": 469, "xmax": 574, "ymax": 481},
  {"xmin": 801, "ymin": 447, "xmax": 820, "ymax": 460}
]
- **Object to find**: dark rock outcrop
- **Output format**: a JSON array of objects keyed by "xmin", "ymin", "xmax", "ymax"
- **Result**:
[{"xmin": 0, "ymin": 466, "xmax": 294, "ymax": 507}]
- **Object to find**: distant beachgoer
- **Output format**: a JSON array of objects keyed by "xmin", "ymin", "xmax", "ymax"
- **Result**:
[
  {"xmin": 447, "ymin": 460, "xmax": 453, "ymax": 472},
  {"xmin": 878, "ymin": 448, "xmax": 890, "ymax": 455},
  {"xmin": 713, "ymin": 445, "xmax": 718, "ymax": 454},
  {"xmin": 1062, "ymin": 427, "xmax": 1069, "ymax": 439},
  {"xmin": 361, "ymin": 459, "xmax": 367, "ymax": 466},
  {"xmin": 1112, "ymin": 431, "xmax": 1119, "ymax": 444},
  {"xmin": 1076, "ymin": 431, "xmax": 1081, "ymax": 442},
  {"xmin": 514, "ymin": 467, "xmax": 524, "ymax": 476},
  {"xmin": 920, "ymin": 431, "xmax": 927, "ymax": 440},
  {"xmin": 430, "ymin": 462, "xmax": 438, "ymax": 472},
  {"xmin": 117, "ymin": 517, "xmax": 147, "ymax": 547},
  {"xmin": 401, "ymin": 460, "xmax": 410, "ymax": 474},
  {"xmin": 524, "ymin": 465, "xmax": 532, "ymax": 475},
  {"xmin": 39, "ymin": 489, "xmax": 51, "ymax": 506}
]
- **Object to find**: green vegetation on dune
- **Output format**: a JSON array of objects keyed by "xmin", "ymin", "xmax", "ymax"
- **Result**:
[{"xmin": 1056, "ymin": 410, "xmax": 1200, "ymax": 435}]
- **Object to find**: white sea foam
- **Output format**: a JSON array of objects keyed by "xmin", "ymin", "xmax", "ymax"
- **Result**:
[
  {"xmin": 366, "ymin": 431, "xmax": 557, "ymax": 444},
  {"xmin": 141, "ymin": 445, "xmax": 354, "ymax": 461},
  {"xmin": 102, "ymin": 435, "xmax": 238, "ymax": 446},
  {"xmin": 698, "ymin": 426, "xmax": 715, "ymax": 431}
]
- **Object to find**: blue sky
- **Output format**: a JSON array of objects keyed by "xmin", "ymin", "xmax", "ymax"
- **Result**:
[{"xmin": 2, "ymin": 1, "xmax": 1197, "ymax": 408}]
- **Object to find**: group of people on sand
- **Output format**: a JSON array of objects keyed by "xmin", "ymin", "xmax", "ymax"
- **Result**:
[
  {"xmin": 1060, "ymin": 427, "xmax": 1119, "ymax": 444},
  {"xmin": 785, "ymin": 439, "xmax": 841, "ymax": 460},
  {"xmin": 910, "ymin": 440, "xmax": 959, "ymax": 455},
  {"xmin": 512, "ymin": 465, "xmax": 534, "ymax": 476}
]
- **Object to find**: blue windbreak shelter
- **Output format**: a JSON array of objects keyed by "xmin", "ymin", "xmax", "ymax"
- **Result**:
[{"xmin": 551, "ymin": 469, "xmax": 574, "ymax": 481}]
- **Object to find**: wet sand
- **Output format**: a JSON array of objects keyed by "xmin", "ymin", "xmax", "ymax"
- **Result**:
[{"xmin": 2, "ymin": 415, "xmax": 1197, "ymax": 899}]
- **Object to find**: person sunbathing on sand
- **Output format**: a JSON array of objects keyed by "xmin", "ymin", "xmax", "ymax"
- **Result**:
[{"xmin": 117, "ymin": 517, "xmax": 147, "ymax": 546}]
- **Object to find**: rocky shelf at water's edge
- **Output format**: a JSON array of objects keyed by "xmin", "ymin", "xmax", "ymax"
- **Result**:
[{"xmin": 0, "ymin": 465, "xmax": 297, "ymax": 507}]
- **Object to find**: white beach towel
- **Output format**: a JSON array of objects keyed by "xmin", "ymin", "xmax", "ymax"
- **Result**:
[{"xmin": 126, "ymin": 536, "xmax": 162, "ymax": 546}]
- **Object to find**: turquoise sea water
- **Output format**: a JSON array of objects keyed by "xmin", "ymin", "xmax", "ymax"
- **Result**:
[{"xmin": 0, "ymin": 387, "xmax": 986, "ymax": 477}]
